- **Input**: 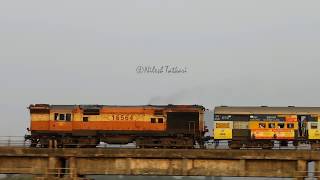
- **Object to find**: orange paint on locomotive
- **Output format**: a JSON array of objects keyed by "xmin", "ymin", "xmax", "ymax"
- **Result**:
[{"xmin": 29, "ymin": 105, "xmax": 189, "ymax": 132}]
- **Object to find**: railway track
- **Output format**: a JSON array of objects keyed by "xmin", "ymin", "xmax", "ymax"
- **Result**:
[{"xmin": 0, "ymin": 136, "xmax": 316, "ymax": 150}]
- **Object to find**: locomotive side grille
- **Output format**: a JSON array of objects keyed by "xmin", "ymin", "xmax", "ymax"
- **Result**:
[
  {"xmin": 30, "ymin": 109, "xmax": 50, "ymax": 114},
  {"xmin": 154, "ymin": 110, "xmax": 163, "ymax": 116},
  {"xmin": 83, "ymin": 109, "xmax": 100, "ymax": 115}
]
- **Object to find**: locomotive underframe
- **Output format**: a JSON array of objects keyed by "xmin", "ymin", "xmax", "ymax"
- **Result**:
[{"xmin": 27, "ymin": 130, "xmax": 205, "ymax": 149}]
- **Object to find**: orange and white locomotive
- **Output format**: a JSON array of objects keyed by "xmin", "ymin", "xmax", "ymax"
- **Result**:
[{"xmin": 27, "ymin": 104, "xmax": 206, "ymax": 148}]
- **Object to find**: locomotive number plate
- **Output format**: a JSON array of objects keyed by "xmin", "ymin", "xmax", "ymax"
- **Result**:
[{"xmin": 111, "ymin": 114, "xmax": 134, "ymax": 121}]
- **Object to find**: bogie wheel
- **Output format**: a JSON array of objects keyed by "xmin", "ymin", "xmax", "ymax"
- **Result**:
[
  {"xmin": 280, "ymin": 141, "xmax": 288, "ymax": 147},
  {"xmin": 229, "ymin": 141, "xmax": 242, "ymax": 149},
  {"xmin": 262, "ymin": 142, "xmax": 274, "ymax": 149},
  {"xmin": 311, "ymin": 142, "xmax": 320, "ymax": 150}
]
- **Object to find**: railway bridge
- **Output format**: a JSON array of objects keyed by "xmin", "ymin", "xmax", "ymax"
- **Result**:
[{"xmin": 0, "ymin": 147, "xmax": 319, "ymax": 180}]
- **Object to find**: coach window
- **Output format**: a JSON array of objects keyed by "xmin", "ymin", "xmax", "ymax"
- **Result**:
[
  {"xmin": 311, "ymin": 123, "xmax": 318, "ymax": 129},
  {"xmin": 269, "ymin": 123, "xmax": 275, "ymax": 128},
  {"xmin": 259, "ymin": 123, "xmax": 266, "ymax": 128},
  {"xmin": 287, "ymin": 123, "xmax": 294, "ymax": 129},
  {"xmin": 151, "ymin": 118, "xmax": 156, "ymax": 123},
  {"xmin": 278, "ymin": 123, "xmax": 285, "ymax": 129},
  {"xmin": 158, "ymin": 118, "xmax": 164, "ymax": 123}
]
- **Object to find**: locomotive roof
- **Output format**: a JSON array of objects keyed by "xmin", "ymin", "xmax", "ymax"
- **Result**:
[
  {"xmin": 29, "ymin": 104, "xmax": 205, "ymax": 110},
  {"xmin": 215, "ymin": 106, "xmax": 320, "ymax": 114}
]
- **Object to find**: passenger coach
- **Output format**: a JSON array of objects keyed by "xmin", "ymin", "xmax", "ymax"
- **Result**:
[{"xmin": 213, "ymin": 106, "xmax": 320, "ymax": 149}]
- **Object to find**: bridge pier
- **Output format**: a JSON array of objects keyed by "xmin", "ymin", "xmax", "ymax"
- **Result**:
[
  {"xmin": 315, "ymin": 161, "xmax": 320, "ymax": 180},
  {"xmin": 33, "ymin": 156, "xmax": 79, "ymax": 180},
  {"xmin": 295, "ymin": 160, "xmax": 307, "ymax": 180},
  {"xmin": 47, "ymin": 157, "xmax": 59, "ymax": 178},
  {"xmin": 239, "ymin": 159, "xmax": 246, "ymax": 176},
  {"xmin": 69, "ymin": 157, "xmax": 77, "ymax": 180}
]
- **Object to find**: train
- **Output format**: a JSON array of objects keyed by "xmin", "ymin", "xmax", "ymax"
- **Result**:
[{"xmin": 25, "ymin": 104, "xmax": 320, "ymax": 149}]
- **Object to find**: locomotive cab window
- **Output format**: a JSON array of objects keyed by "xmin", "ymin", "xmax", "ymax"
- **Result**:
[
  {"xmin": 66, "ymin": 114, "xmax": 72, "ymax": 121},
  {"xmin": 54, "ymin": 113, "xmax": 71, "ymax": 121},
  {"xmin": 54, "ymin": 113, "xmax": 59, "ymax": 120},
  {"xmin": 59, "ymin": 114, "xmax": 65, "ymax": 121},
  {"xmin": 151, "ymin": 118, "xmax": 156, "ymax": 123},
  {"xmin": 158, "ymin": 118, "xmax": 164, "ymax": 123},
  {"xmin": 83, "ymin": 117, "xmax": 88, "ymax": 122}
]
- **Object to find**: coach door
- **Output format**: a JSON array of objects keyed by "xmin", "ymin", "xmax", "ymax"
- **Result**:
[{"xmin": 297, "ymin": 115, "xmax": 309, "ymax": 137}]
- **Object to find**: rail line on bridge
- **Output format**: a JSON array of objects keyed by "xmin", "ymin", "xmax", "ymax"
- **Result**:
[
  {"xmin": 0, "ymin": 147, "xmax": 319, "ymax": 180},
  {"xmin": 0, "ymin": 136, "xmax": 314, "ymax": 150}
]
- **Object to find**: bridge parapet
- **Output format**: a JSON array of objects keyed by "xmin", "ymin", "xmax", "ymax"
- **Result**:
[{"xmin": 0, "ymin": 148, "xmax": 319, "ymax": 180}]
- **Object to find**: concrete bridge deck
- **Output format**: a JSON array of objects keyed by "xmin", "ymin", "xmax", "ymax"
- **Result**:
[{"xmin": 0, "ymin": 147, "xmax": 319, "ymax": 179}]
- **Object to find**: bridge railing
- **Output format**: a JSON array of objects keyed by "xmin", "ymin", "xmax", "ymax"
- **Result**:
[
  {"xmin": 0, "ymin": 136, "xmax": 314, "ymax": 150},
  {"xmin": 0, "ymin": 136, "xmax": 30, "ymax": 147}
]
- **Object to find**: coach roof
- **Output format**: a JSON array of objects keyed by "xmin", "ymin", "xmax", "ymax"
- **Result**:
[{"xmin": 215, "ymin": 106, "xmax": 320, "ymax": 115}]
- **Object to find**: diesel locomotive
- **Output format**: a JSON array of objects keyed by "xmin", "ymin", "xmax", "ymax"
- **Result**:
[{"xmin": 26, "ymin": 104, "xmax": 206, "ymax": 148}]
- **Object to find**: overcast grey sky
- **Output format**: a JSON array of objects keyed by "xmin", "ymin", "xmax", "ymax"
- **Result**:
[{"xmin": 0, "ymin": 0, "xmax": 319, "ymax": 136}]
